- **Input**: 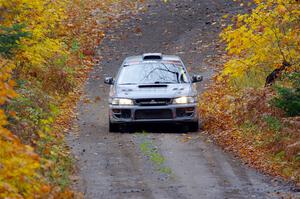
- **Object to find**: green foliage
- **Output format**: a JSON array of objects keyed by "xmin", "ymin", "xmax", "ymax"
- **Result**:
[
  {"xmin": 6, "ymin": 82, "xmax": 56, "ymax": 143},
  {"xmin": 38, "ymin": 135, "xmax": 73, "ymax": 189},
  {"xmin": 200, "ymin": 0, "xmax": 300, "ymax": 184},
  {"xmin": 272, "ymin": 72, "xmax": 300, "ymax": 116},
  {"xmin": 71, "ymin": 39, "xmax": 80, "ymax": 52},
  {"xmin": 0, "ymin": 24, "xmax": 29, "ymax": 57},
  {"xmin": 275, "ymin": 150, "xmax": 285, "ymax": 161},
  {"xmin": 263, "ymin": 115, "xmax": 282, "ymax": 132},
  {"xmin": 0, "ymin": 0, "xmax": 141, "ymax": 197},
  {"xmin": 241, "ymin": 120, "xmax": 259, "ymax": 132}
]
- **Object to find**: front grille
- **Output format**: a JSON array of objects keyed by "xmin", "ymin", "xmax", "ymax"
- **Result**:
[
  {"xmin": 135, "ymin": 98, "xmax": 172, "ymax": 106},
  {"xmin": 134, "ymin": 109, "xmax": 173, "ymax": 120}
]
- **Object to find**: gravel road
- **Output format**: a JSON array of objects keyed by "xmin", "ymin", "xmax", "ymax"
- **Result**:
[{"xmin": 67, "ymin": 0, "xmax": 299, "ymax": 198}]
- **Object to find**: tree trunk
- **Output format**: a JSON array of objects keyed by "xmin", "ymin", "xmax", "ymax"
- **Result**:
[{"xmin": 265, "ymin": 60, "xmax": 291, "ymax": 87}]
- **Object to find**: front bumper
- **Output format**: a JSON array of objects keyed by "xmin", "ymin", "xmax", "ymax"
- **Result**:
[{"xmin": 109, "ymin": 103, "xmax": 198, "ymax": 124}]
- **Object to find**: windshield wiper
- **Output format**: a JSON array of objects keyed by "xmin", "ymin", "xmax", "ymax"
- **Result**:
[{"xmin": 154, "ymin": 81, "xmax": 174, "ymax": 84}]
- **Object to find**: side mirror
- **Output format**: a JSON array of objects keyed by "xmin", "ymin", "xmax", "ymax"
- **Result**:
[
  {"xmin": 104, "ymin": 77, "xmax": 114, "ymax": 85},
  {"xmin": 192, "ymin": 75, "xmax": 203, "ymax": 83}
]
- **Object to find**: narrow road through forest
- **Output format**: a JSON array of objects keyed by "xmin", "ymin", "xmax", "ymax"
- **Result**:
[{"xmin": 67, "ymin": 0, "xmax": 299, "ymax": 198}]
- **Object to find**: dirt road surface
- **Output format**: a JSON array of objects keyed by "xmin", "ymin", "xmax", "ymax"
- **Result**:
[{"xmin": 67, "ymin": 0, "xmax": 299, "ymax": 198}]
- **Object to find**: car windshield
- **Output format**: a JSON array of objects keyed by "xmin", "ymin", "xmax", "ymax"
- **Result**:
[{"xmin": 117, "ymin": 62, "xmax": 189, "ymax": 85}]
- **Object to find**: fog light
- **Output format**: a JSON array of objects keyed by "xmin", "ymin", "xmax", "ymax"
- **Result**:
[
  {"xmin": 112, "ymin": 109, "xmax": 121, "ymax": 113},
  {"xmin": 186, "ymin": 107, "xmax": 194, "ymax": 112}
]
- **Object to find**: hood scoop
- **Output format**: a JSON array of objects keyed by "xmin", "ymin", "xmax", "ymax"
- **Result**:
[{"xmin": 138, "ymin": 84, "xmax": 168, "ymax": 88}]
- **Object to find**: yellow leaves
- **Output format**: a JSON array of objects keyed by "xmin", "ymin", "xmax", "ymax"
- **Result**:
[
  {"xmin": 0, "ymin": 0, "xmax": 68, "ymax": 69},
  {"xmin": 0, "ymin": 0, "xmax": 68, "ymax": 196},
  {"xmin": 222, "ymin": 14, "xmax": 229, "ymax": 19},
  {"xmin": 0, "ymin": 126, "xmax": 47, "ymax": 199},
  {"xmin": 0, "ymin": 110, "xmax": 8, "ymax": 126},
  {"xmin": 0, "ymin": 56, "xmax": 46, "ymax": 198},
  {"xmin": 1, "ymin": 0, "xmax": 143, "ymax": 197},
  {"xmin": 201, "ymin": 0, "xmax": 300, "ymax": 185},
  {"xmin": 221, "ymin": 0, "xmax": 300, "ymax": 88},
  {"xmin": 276, "ymin": 4, "xmax": 286, "ymax": 15},
  {"xmin": 223, "ymin": 60, "xmax": 245, "ymax": 77}
]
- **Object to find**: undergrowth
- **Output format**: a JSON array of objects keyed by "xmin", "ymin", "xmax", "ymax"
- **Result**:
[
  {"xmin": 200, "ymin": 0, "xmax": 300, "ymax": 184},
  {"xmin": 0, "ymin": 0, "xmax": 141, "ymax": 197}
]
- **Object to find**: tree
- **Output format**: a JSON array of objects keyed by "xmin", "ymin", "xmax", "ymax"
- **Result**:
[{"xmin": 221, "ymin": 0, "xmax": 300, "ymax": 88}]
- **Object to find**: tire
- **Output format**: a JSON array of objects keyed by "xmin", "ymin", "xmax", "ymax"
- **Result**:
[
  {"xmin": 188, "ymin": 121, "xmax": 199, "ymax": 132},
  {"xmin": 109, "ymin": 121, "xmax": 119, "ymax": 132}
]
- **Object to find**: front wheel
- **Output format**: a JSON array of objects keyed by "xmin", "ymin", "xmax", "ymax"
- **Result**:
[
  {"xmin": 187, "ymin": 121, "xmax": 199, "ymax": 132},
  {"xmin": 109, "ymin": 121, "xmax": 119, "ymax": 132}
]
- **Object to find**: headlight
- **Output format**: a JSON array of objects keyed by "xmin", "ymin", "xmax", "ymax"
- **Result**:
[
  {"xmin": 173, "ymin": 96, "xmax": 195, "ymax": 104},
  {"xmin": 111, "ymin": 98, "xmax": 133, "ymax": 106}
]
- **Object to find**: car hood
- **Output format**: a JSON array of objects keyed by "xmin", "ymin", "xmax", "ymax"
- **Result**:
[{"xmin": 112, "ymin": 84, "xmax": 195, "ymax": 99}]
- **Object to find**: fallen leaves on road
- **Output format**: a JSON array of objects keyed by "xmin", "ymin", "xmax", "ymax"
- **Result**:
[
  {"xmin": 199, "ymin": 0, "xmax": 300, "ymax": 184},
  {"xmin": 0, "ymin": 0, "xmax": 143, "ymax": 197}
]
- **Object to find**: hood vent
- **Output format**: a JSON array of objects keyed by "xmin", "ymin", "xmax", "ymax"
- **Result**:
[
  {"xmin": 142, "ymin": 53, "xmax": 162, "ymax": 60},
  {"xmin": 138, "ymin": 84, "xmax": 167, "ymax": 88}
]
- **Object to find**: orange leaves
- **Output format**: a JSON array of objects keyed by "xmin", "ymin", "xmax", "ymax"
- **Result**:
[
  {"xmin": 0, "ymin": 116, "xmax": 47, "ymax": 198},
  {"xmin": 0, "ymin": 0, "xmax": 142, "ymax": 197},
  {"xmin": 199, "ymin": 76, "xmax": 238, "ymax": 131},
  {"xmin": 0, "ymin": 59, "xmax": 17, "ymax": 105},
  {"xmin": 200, "ymin": 74, "xmax": 300, "ymax": 182},
  {"xmin": 276, "ymin": 4, "xmax": 287, "ymax": 15},
  {"xmin": 0, "ymin": 0, "xmax": 67, "ymax": 197},
  {"xmin": 0, "ymin": 57, "xmax": 16, "ymax": 128},
  {"xmin": 0, "ymin": 56, "xmax": 47, "ymax": 198}
]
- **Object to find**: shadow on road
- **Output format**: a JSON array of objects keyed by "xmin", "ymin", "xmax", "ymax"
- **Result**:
[{"xmin": 119, "ymin": 123, "xmax": 202, "ymax": 134}]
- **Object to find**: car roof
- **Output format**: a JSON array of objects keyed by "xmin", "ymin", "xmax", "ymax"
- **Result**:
[{"xmin": 124, "ymin": 53, "xmax": 182, "ymax": 64}]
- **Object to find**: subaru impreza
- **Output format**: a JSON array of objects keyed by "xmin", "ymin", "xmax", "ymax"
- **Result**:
[{"xmin": 104, "ymin": 53, "xmax": 203, "ymax": 132}]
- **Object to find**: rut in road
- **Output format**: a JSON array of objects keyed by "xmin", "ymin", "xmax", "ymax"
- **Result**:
[{"xmin": 67, "ymin": 0, "xmax": 299, "ymax": 198}]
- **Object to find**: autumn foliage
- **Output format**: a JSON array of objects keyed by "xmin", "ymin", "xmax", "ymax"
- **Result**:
[
  {"xmin": 221, "ymin": 0, "xmax": 300, "ymax": 87},
  {"xmin": 200, "ymin": 0, "xmax": 300, "ymax": 183},
  {"xmin": 0, "ymin": 0, "xmax": 140, "ymax": 197},
  {"xmin": 0, "ymin": 59, "xmax": 45, "ymax": 198}
]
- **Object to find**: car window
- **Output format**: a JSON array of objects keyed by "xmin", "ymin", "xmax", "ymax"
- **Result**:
[{"xmin": 117, "ymin": 62, "xmax": 189, "ymax": 85}]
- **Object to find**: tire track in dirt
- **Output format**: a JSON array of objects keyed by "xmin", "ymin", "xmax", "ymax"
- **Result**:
[{"xmin": 67, "ymin": 0, "xmax": 299, "ymax": 198}]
